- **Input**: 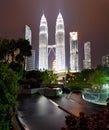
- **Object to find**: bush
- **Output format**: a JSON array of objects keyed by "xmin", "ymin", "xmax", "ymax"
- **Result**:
[
  {"xmin": 0, "ymin": 63, "xmax": 18, "ymax": 129},
  {"xmin": 65, "ymin": 82, "xmax": 83, "ymax": 91},
  {"xmin": 62, "ymin": 105, "xmax": 109, "ymax": 130}
]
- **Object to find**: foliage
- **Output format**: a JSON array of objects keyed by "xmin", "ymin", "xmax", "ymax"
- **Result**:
[
  {"xmin": 9, "ymin": 62, "xmax": 23, "ymax": 79},
  {"xmin": 65, "ymin": 71, "xmax": 92, "ymax": 91},
  {"xmin": 62, "ymin": 106, "xmax": 109, "ymax": 130},
  {"xmin": 24, "ymin": 70, "xmax": 43, "ymax": 82},
  {"xmin": 96, "ymin": 65, "xmax": 109, "ymax": 76},
  {"xmin": 0, "ymin": 38, "xmax": 10, "ymax": 62},
  {"xmin": 0, "ymin": 63, "xmax": 18, "ymax": 129},
  {"xmin": 81, "ymin": 69, "xmax": 94, "ymax": 82},
  {"xmin": 88, "ymin": 70, "xmax": 107, "ymax": 92},
  {"xmin": 65, "ymin": 66, "xmax": 108, "ymax": 92},
  {"xmin": 42, "ymin": 71, "xmax": 58, "ymax": 85},
  {"xmin": 0, "ymin": 38, "xmax": 25, "ymax": 128},
  {"xmin": 16, "ymin": 38, "xmax": 32, "ymax": 57},
  {"xmin": 65, "ymin": 81, "xmax": 90, "ymax": 91},
  {"xmin": 20, "ymin": 70, "xmax": 58, "ymax": 88},
  {"xmin": 0, "ymin": 38, "xmax": 32, "ymax": 70}
]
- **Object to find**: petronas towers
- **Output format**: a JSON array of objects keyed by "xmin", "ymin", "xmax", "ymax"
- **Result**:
[
  {"xmin": 39, "ymin": 12, "xmax": 65, "ymax": 72},
  {"xmin": 39, "ymin": 14, "xmax": 48, "ymax": 70},
  {"xmin": 55, "ymin": 13, "xmax": 65, "ymax": 71},
  {"xmin": 25, "ymin": 12, "xmax": 91, "ymax": 72}
]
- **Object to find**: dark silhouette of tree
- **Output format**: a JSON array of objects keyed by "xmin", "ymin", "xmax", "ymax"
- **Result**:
[
  {"xmin": 0, "ymin": 38, "xmax": 10, "ymax": 62},
  {"xmin": 9, "ymin": 39, "xmax": 17, "ymax": 62},
  {"xmin": 16, "ymin": 38, "xmax": 32, "ymax": 69},
  {"xmin": 0, "ymin": 38, "xmax": 32, "ymax": 70},
  {"xmin": 0, "ymin": 63, "xmax": 18, "ymax": 129}
]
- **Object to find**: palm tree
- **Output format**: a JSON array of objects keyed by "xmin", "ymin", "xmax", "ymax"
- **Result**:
[
  {"xmin": 16, "ymin": 38, "xmax": 32, "ymax": 69},
  {"xmin": 9, "ymin": 39, "xmax": 17, "ymax": 62},
  {"xmin": 0, "ymin": 39, "xmax": 10, "ymax": 62}
]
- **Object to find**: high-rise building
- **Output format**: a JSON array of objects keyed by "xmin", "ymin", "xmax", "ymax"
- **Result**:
[
  {"xmin": 102, "ymin": 54, "xmax": 109, "ymax": 67},
  {"xmin": 38, "ymin": 12, "xmax": 66, "ymax": 72},
  {"xmin": 69, "ymin": 32, "xmax": 79, "ymax": 72},
  {"xmin": 55, "ymin": 12, "xmax": 65, "ymax": 71},
  {"xmin": 25, "ymin": 25, "xmax": 36, "ymax": 71},
  {"xmin": 52, "ymin": 60, "xmax": 56, "ymax": 72},
  {"xmin": 39, "ymin": 14, "xmax": 48, "ymax": 70},
  {"xmin": 83, "ymin": 41, "xmax": 91, "ymax": 69},
  {"xmin": 25, "ymin": 50, "xmax": 36, "ymax": 71},
  {"xmin": 25, "ymin": 25, "xmax": 32, "ymax": 45}
]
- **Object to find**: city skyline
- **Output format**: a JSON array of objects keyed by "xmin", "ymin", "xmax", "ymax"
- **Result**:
[{"xmin": 0, "ymin": 0, "xmax": 109, "ymax": 69}]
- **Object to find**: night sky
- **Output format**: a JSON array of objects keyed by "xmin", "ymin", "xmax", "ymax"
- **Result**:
[{"xmin": 0, "ymin": 0, "xmax": 109, "ymax": 70}]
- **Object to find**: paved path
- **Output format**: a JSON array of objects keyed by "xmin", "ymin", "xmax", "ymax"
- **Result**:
[
  {"xmin": 17, "ymin": 93, "xmax": 106, "ymax": 130},
  {"xmin": 17, "ymin": 94, "xmax": 68, "ymax": 130},
  {"xmin": 52, "ymin": 93, "xmax": 105, "ymax": 116}
]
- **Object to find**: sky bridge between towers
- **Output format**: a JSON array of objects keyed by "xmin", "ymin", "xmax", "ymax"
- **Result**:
[{"xmin": 48, "ymin": 44, "xmax": 56, "ymax": 56}]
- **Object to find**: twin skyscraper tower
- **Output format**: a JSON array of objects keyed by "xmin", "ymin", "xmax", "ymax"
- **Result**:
[
  {"xmin": 25, "ymin": 12, "xmax": 80, "ymax": 72},
  {"xmin": 25, "ymin": 12, "xmax": 92, "ymax": 72},
  {"xmin": 39, "ymin": 12, "xmax": 66, "ymax": 72}
]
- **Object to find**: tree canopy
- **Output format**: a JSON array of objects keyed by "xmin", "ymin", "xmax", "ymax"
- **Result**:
[
  {"xmin": 0, "ymin": 63, "xmax": 18, "ymax": 129},
  {"xmin": 65, "ymin": 66, "xmax": 109, "ymax": 91},
  {"xmin": 0, "ymin": 38, "xmax": 32, "ymax": 67}
]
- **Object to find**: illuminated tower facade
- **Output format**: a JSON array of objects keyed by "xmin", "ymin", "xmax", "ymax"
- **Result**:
[
  {"xmin": 55, "ymin": 12, "xmax": 65, "ymax": 71},
  {"xmin": 25, "ymin": 25, "xmax": 32, "ymax": 45},
  {"xmin": 102, "ymin": 54, "xmax": 109, "ymax": 67},
  {"xmin": 83, "ymin": 41, "xmax": 91, "ymax": 69},
  {"xmin": 25, "ymin": 25, "xmax": 35, "ymax": 71},
  {"xmin": 39, "ymin": 14, "xmax": 48, "ymax": 70},
  {"xmin": 69, "ymin": 32, "xmax": 79, "ymax": 72}
]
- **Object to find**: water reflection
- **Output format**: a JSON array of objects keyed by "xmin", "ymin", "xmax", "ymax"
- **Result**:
[
  {"xmin": 17, "ymin": 93, "xmax": 105, "ymax": 130},
  {"xmin": 37, "ymin": 96, "xmax": 49, "ymax": 116},
  {"xmin": 17, "ymin": 94, "xmax": 68, "ymax": 130}
]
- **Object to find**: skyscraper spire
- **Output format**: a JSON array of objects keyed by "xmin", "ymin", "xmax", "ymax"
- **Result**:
[
  {"xmin": 39, "ymin": 14, "xmax": 48, "ymax": 70},
  {"xmin": 55, "ymin": 12, "xmax": 65, "ymax": 71},
  {"xmin": 56, "ymin": 12, "xmax": 64, "ymax": 27}
]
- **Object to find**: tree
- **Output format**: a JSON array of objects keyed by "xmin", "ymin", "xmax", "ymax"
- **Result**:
[
  {"xmin": 88, "ymin": 70, "xmax": 107, "ymax": 92},
  {"xmin": 81, "ymin": 69, "xmax": 94, "ymax": 82},
  {"xmin": 9, "ymin": 39, "xmax": 17, "ymax": 62},
  {"xmin": 17, "ymin": 38, "xmax": 32, "ymax": 57},
  {"xmin": 43, "ymin": 70, "xmax": 58, "ymax": 85},
  {"xmin": 0, "ymin": 63, "xmax": 18, "ymax": 129},
  {"xmin": 0, "ymin": 39, "xmax": 10, "ymax": 62},
  {"xmin": 0, "ymin": 38, "xmax": 32, "ymax": 70},
  {"xmin": 16, "ymin": 38, "xmax": 32, "ymax": 68}
]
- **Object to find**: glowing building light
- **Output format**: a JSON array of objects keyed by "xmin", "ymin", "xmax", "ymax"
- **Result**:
[
  {"xmin": 70, "ymin": 32, "xmax": 78, "ymax": 41},
  {"xmin": 25, "ymin": 25, "xmax": 35, "ymax": 71},
  {"xmin": 55, "ymin": 12, "xmax": 65, "ymax": 72},
  {"xmin": 52, "ymin": 60, "xmax": 56, "ymax": 72},
  {"xmin": 102, "ymin": 54, "xmax": 109, "ymax": 67},
  {"xmin": 39, "ymin": 14, "xmax": 48, "ymax": 70},
  {"xmin": 69, "ymin": 32, "xmax": 79, "ymax": 72},
  {"xmin": 83, "ymin": 41, "xmax": 91, "ymax": 69}
]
